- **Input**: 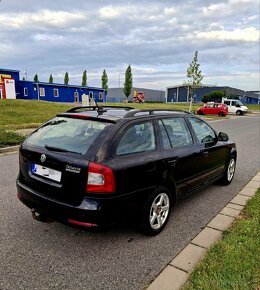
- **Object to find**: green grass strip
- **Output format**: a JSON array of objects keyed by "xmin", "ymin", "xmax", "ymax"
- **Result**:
[
  {"xmin": 0, "ymin": 99, "xmax": 258, "ymax": 147},
  {"xmin": 183, "ymin": 189, "xmax": 260, "ymax": 290}
]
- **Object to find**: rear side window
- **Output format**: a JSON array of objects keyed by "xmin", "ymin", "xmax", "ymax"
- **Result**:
[
  {"xmin": 188, "ymin": 118, "xmax": 216, "ymax": 144},
  {"xmin": 224, "ymin": 101, "xmax": 230, "ymax": 105},
  {"xmin": 25, "ymin": 117, "xmax": 111, "ymax": 154},
  {"xmin": 116, "ymin": 122, "xmax": 155, "ymax": 155},
  {"xmin": 159, "ymin": 118, "xmax": 193, "ymax": 149}
]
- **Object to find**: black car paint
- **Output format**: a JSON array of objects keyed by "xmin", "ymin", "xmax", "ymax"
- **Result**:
[{"xmin": 17, "ymin": 109, "xmax": 236, "ymax": 229}]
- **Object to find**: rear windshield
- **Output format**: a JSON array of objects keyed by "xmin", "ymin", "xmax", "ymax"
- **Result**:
[{"xmin": 25, "ymin": 117, "xmax": 111, "ymax": 154}]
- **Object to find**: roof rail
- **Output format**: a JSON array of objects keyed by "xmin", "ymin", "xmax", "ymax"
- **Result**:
[
  {"xmin": 66, "ymin": 105, "xmax": 134, "ymax": 114},
  {"xmin": 123, "ymin": 109, "xmax": 192, "ymax": 118}
]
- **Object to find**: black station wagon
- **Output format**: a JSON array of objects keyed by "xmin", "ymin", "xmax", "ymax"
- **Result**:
[{"xmin": 17, "ymin": 106, "xmax": 237, "ymax": 235}]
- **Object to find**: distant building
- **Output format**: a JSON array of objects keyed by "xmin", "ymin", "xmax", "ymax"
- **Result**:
[
  {"xmin": 0, "ymin": 68, "xmax": 105, "ymax": 103},
  {"xmin": 0, "ymin": 68, "xmax": 20, "ymax": 99},
  {"xmin": 166, "ymin": 85, "xmax": 259, "ymax": 104},
  {"xmin": 106, "ymin": 87, "xmax": 165, "ymax": 103}
]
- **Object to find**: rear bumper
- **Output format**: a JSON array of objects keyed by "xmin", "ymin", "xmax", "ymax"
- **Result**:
[{"xmin": 16, "ymin": 180, "xmax": 137, "ymax": 226}]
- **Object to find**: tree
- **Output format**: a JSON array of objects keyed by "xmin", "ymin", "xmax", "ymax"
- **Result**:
[
  {"xmin": 186, "ymin": 51, "xmax": 203, "ymax": 111},
  {"xmin": 123, "ymin": 65, "xmax": 133, "ymax": 102},
  {"xmin": 82, "ymin": 70, "xmax": 87, "ymax": 87},
  {"xmin": 202, "ymin": 90, "xmax": 225, "ymax": 103},
  {"xmin": 64, "ymin": 72, "xmax": 69, "ymax": 85},
  {"xmin": 187, "ymin": 51, "xmax": 204, "ymax": 90},
  {"xmin": 101, "ymin": 69, "xmax": 108, "ymax": 94},
  {"xmin": 49, "ymin": 74, "xmax": 53, "ymax": 83},
  {"xmin": 33, "ymin": 74, "xmax": 39, "ymax": 82}
]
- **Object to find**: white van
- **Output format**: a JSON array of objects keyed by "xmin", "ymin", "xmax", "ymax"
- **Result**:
[{"xmin": 222, "ymin": 98, "xmax": 249, "ymax": 115}]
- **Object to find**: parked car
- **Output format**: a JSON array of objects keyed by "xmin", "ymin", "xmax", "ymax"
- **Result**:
[
  {"xmin": 222, "ymin": 98, "xmax": 249, "ymax": 115},
  {"xmin": 197, "ymin": 103, "xmax": 228, "ymax": 116},
  {"xmin": 17, "ymin": 106, "xmax": 237, "ymax": 235}
]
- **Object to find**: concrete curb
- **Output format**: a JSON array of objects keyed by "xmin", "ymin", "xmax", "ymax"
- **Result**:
[
  {"xmin": 147, "ymin": 172, "xmax": 260, "ymax": 290},
  {"xmin": 0, "ymin": 145, "xmax": 19, "ymax": 155}
]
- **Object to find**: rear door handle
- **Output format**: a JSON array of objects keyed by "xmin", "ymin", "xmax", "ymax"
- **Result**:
[{"xmin": 168, "ymin": 160, "xmax": 177, "ymax": 167}]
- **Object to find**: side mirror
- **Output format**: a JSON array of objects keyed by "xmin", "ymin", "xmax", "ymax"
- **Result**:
[
  {"xmin": 202, "ymin": 135, "xmax": 218, "ymax": 147},
  {"xmin": 218, "ymin": 132, "xmax": 229, "ymax": 142},
  {"xmin": 236, "ymin": 104, "xmax": 241, "ymax": 107}
]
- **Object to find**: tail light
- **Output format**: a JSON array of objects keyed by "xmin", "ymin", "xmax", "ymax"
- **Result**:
[{"xmin": 86, "ymin": 162, "xmax": 115, "ymax": 193}]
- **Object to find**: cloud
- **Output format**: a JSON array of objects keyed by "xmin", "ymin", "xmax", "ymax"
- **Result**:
[
  {"xmin": 164, "ymin": 7, "xmax": 176, "ymax": 15},
  {"xmin": 0, "ymin": 10, "xmax": 85, "ymax": 29},
  {"xmin": 99, "ymin": 6, "xmax": 129, "ymax": 19},
  {"xmin": 197, "ymin": 27, "xmax": 259, "ymax": 42},
  {"xmin": 33, "ymin": 33, "xmax": 64, "ymax": 41},
  {"xmin": 202, "ymin": 0, "xmax": 255, "ymax": 16},
  {"xmin": 0, "ymin": 0, "xmax": 259, "ymax": 91}
]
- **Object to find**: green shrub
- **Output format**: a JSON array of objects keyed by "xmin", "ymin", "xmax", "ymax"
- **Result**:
[
  {"xmin": 0, "ymin": 130, "xmax": 25, "ymax": 147},
  {"xmin": 201, "ymin": 90, "xmax": 225, "ymax": 103}
]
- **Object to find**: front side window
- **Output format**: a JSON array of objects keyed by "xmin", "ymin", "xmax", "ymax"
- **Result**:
[
  {"xmin": 189, "ymin": 118, "xmax": 216, "ymax": 144},
  {"xmin": 39, "ymin": 87, "xmax": 45, "ymax": 97},
  {"xmin": 116, "ymin": 122, "xmax": 155, "ymax": 155},
  {"xmin": 25, "ymin": 117, "xmax": 111, "ymax": 155},
  {"xmin": 232, "ymin": 100, "xmax": 243, "ymax": 106},
  {"xmin": 159, "ymin": 118, "xmax": 193, "ymax": 149}
]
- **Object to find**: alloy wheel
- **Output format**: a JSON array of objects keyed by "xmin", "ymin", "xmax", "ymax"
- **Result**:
[
  {"xmin": 149, "ymin": 193, "xmax": 170, "ymax": 230},
  {"xmin": 227, "ymin": 158, "xmax": 235, "ymax": 181}
]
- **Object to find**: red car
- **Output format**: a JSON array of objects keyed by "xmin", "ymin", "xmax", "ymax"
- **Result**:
[{"xmin": 197, "ymin": 103, "xmax": 228, "ymax": 117}]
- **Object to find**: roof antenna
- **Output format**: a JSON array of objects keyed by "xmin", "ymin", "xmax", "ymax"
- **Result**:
[{"xmin": 93, "ymin": 94, "xmax": 106, "ymax": 115}]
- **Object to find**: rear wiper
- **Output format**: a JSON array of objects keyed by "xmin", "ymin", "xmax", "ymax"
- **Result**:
[{"xmin": 44, "ymin": 145, "xmax": 82, "ymax": 155}]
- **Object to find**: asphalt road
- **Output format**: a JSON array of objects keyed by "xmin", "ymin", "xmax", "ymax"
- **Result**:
[{"xmin": 0, "ymin": 115, "xmax": 259, "ymax": 290}]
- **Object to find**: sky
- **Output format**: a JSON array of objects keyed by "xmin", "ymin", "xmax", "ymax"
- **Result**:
[{"xmin": 0, "ymin": 0, "xmax": 259, "ymax": 91}]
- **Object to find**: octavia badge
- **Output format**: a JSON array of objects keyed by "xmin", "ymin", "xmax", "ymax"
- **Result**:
[{"xmin": 40, "ymin": 154, "xmax": 46, "ymax": 163}]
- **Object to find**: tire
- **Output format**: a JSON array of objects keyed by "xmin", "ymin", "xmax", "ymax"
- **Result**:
[
  {"xmin": 220, "ymin": 157, "xmax": 236, "ymax": 185},
  {"xmin": 197, "ymin": 110, "xmax": 203, "ymax": 115},
  {"xmin": 218, "ymin": 112, "xmax": 224, "ymax": 117},
  {"xmin": 236, "ymin": 110, "xmax": 242, "ymax": 116},
  {"xmin": 140, "ymin": 186, "xmax": 172, "ymax": 235}
]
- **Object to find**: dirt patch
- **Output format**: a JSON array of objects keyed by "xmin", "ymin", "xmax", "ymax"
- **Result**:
[{"xmin": 15, "ymin": 128, "xmax": 35, "ymax": 136}]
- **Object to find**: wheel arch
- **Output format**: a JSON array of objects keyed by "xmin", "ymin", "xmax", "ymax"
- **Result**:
[
  {"xmin": 222, "ymin": 147, "xmax": 237, "ymax": 177},
  {"xmin": 230, "ymin": 147, "xmax": 237, "ymax": 160},
  {"xmin": 161, "ymin": 178, "xmax": 178, "ymax": 205}
]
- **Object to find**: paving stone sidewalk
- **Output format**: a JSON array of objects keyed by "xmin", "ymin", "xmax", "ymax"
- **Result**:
[{"xmin": 147, "ymin": 172, "xmax": 260, "ymax": 290}]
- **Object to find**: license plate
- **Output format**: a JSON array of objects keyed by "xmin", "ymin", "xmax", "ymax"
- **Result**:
[{"xmin": 31, "ymin": 163, "xmax": 61, "ymax": 182}]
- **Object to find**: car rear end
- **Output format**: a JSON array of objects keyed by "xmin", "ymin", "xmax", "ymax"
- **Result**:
[
  {"xmin": 218, "ymin": 103, "xmax": 228, "ymax": 116},
  {"xmin": 16, "ymin": 112, "xmax": 120, "ymax": 227}
]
